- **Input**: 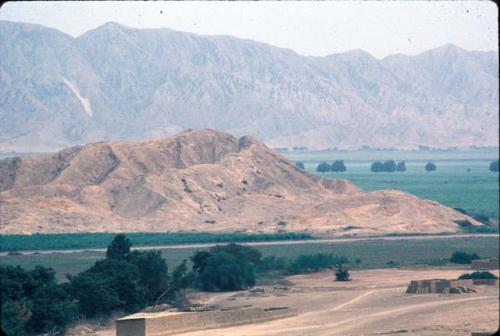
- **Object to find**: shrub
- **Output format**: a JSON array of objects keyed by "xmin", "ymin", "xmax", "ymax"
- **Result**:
[
  {"xmin": 449, "ymin": 251, "xmax": 480, "ymax": 264},
  {"xmin": 458, "ymin": 271, "xmax": 498, "ymax": 280},
  {"xmin": 334, "ymin": 264, "xmax": 350, "ymax": 281}
]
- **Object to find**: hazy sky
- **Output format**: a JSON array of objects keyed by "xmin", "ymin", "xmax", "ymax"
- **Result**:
[{"xmin": 0, "ymin": 1, "xmax": 497, "ymax": 58}]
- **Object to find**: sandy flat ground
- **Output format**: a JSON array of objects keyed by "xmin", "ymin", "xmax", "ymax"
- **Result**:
[{"xmin": 96, "ymin": 267, "xmax": 499, "ymax": 336}]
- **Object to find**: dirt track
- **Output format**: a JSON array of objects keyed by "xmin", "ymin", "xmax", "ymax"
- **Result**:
[
  {"xmin": 94, "ymin": 267, "xmax": 499, "ymax": 336},
  {"xmin": 176, "ymin": 268, "xmax": 500, "ymax": 336}
]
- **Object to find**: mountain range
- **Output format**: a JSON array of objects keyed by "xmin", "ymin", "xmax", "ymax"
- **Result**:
[
  {"xmin": 0, "ymin": 20, "xmax": 498, "ymax": 152},
  {"xmin": 0, "ymin": 129, "xmax": 480, "ymax": 235}
]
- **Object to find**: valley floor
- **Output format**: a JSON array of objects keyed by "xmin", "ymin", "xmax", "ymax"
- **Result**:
[{"xmin": 95, "ymin": 267, "xmax": 499, "ymax": 336}]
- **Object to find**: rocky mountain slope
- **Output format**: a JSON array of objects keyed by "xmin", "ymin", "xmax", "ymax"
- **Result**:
[
  {"xmin": 0, "ymin": 129, "xmax": 481, "ymax": 235},
  {"xmin": 0, "ymin": 21, "xmax": 498, "ymax": 152}
]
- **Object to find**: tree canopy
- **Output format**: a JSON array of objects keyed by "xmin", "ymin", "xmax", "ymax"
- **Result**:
[
  {"xmin": 106, "ymin": 233, "xmax": 132, "ymax": 259},
  {"xmin": 190, "ymin": 244, "xmax": 261, "ymax": 291},
  {"xmin": 371, "ymin": 160, "xmax": 400, "ymax": 172},
  {"xmin": 449, "ymin": 251, "xmax": 480, "ymax": 264},
  {"xmin": 490, "ymin": 160, "xmax": 499, "ymax": 172},
  {"xmin": 425, "ymin": 162, "xmax": 437, "ymax": 172},
  {"xmin": 0, "ymin": 265, "xmax": 77, "ymax": 336},
  {"xmin": 396, "ymin": 161, "xmax": 406, "ymax": 172},
  {"xmin": 316, "ymin": 162, "xmax": 331, "ymax": 172},
  {"xmin": 331, "ymin": 160, "xmax": 346, "ymax": 172}
]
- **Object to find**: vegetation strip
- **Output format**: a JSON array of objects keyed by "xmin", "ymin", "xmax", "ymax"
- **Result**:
[{"xmin": 0, "ymin": 232, "xmax": 313, "ymax": 252}]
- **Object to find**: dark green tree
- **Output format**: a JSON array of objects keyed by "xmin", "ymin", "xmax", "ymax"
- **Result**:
[
  {"xmin": 106, "ymin": 233, "xmax": 132, "ymax": 259},
  {"xmin": 169, "ymin": 260, "xmax": 192, "ymax": 311},
  {"xmin": 396, "ymin": 161, "xmax": 406, "ymax": 172},
  {"xmin": 425, "ymin": 162, "xmax": 437, "ymax": 172},
  {"xmin": 1, "ymin": 300, "xmax": 32, "ymax": 336},
  {"xmin": 192, "ymin": 244, "xmax": 260, "ymax": 291},
  {"xmin": 127, "ymin": 250, "xmax": 169, "ymax": 302},
  {"xmin": 69, "ymin": 258, "xmax": 146, "ymax": 316},
  {"xmin": 449, "ymin": 251, "xmax": 480, "ymax": 264},
  {"xmin": 382, "ymin": 160, "xmax": 396, "ymax": 172},
  {"xmin": 211, "ymin": 243, "xmax": 262, "ymax": 265},
  {"xmin": 316, "ymin": 162, "xmax": 331, "ymax": 172},
  {"xmin": 489, "ymin": 160, "xmax": 499, "ymax": 172},
  {"xmin": 331, "ymin": 160, "xmax": 346, "ymax": 172},
  {"xmin": 0, "ymin": 265, "xmax": 76, "ymax": 335},
  {"xmin": 28, "ymin": 284, "xmax": 77, "ymax": 334},
  {"xmin": 170, "ymin": 260, "xmax": 191, "ymax": 291},
  {"xmin": 371, "ymin": 161, "xmax": 384, "ymax": 172},
  {"xmin": 190, "ymin": 251, "xmax": 212, "ymax": 273}
]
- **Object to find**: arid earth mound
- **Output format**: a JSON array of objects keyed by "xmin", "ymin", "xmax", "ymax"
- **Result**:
[{"xmin": 0, "ymin": 129, "xmax": 480, "ymax": 235}]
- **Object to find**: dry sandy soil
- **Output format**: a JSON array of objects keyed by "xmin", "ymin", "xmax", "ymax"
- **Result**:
[{"xmin": 95, "ymin": 267, "xmax": 499, "ymax": 336}]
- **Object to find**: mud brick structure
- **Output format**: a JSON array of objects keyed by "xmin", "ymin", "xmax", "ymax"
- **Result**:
[
  {"xmin": 116, "ymin": 306, "xmax": 297, "ymax": 336},
  {"xmin": 472, "ymin": 279, "xmax": 499, "ymax": 286},
  {"xmin": 406, "ymin": 279, "xmax": 479, "ymax": 294},
  {"xmin": 471, "ymin": 258, "xmax": 499, "ymax": 271},
  {"xmin": 406, "ymin": 279, "xmax": 451, "ymax": 294}
]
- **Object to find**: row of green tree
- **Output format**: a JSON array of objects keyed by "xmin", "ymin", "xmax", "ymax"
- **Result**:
[
  {"xmin": 297, "ymin": 159, "xmax": 499, "ymax": 173},
  {"xmin": 1, "ymin": 235, "xmax": 350, "ymax": 335},
  {"xmin": 370, "ymin": 160, "xmax": 407, "ymax": 172},
  {"xmin": 0, "ymin": 231, "xmax": 313, "ymax": 252}
]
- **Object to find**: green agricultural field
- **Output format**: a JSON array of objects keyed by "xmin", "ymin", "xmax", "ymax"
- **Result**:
[
  {"xmin": 0, "ymin": 231, "xmax": 312, "ymax": 252},
  {"xmin": 286, "ymin": 149, "xmax": 499, "ymax": 220},
  {"xmin": 1, "ymin": 236, "xmax": 497, "ymax": 281}
]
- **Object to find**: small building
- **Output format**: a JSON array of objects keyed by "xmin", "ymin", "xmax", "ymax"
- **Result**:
[
  {"xmin": 471, "ymin": 258, "xmax": 499, "ymax": 271},
  {"xmin": 116, "ymin": 306, "xmax": 297, "ymax": 336}
]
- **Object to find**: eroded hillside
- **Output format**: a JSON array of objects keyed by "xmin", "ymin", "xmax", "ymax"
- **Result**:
[{"xmin": 0, "ymin": 129, "xmax": 481, "ymax": 235}]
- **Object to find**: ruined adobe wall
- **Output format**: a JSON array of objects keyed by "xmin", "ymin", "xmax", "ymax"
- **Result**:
[
  {"xmin": 406, "ymin": 279, "xmax": 451, "ymax": 294},
  {"xmin": 116, "ymin": 307, "xmax": 297, "ymax": 336},
  {"xmin": 471, "ymin": 259, "xmax": 499, "ymax": 270},
  {"xmin": 450, "ymin": 280, "xmax": 474, "ymax": 287},
  {"xmin": 472, "ymin": 279, "xmax": 499, "ymax": 286}
]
